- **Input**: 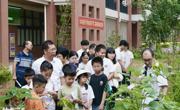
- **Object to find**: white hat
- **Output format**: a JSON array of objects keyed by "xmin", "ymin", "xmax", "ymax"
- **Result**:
[{"xmin": 75, "ymin": 70, "xmax": 91, "ymax": 80}]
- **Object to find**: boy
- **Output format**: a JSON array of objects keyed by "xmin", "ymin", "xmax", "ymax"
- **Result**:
[
  {"xmin": 89, "ymin": 57, "xmax": 108, "ymax": 110},
  {"xmin": 25, "ymin": 74, "xmax": 47, "ymax": 110},
  {"xmin": 22, "ymin": 68, "xmax": 35, "ymax": 89},
  {"xmin": 40, "ymin": 60, "xmax": 57, "ymax": 110},
  {"xmin": 40, "ymin": 60, "xmax": 60, "ymax": 93},
  {"xmin": 77, "ymin": 40, "xmax": 89, "ymax": 60},
  {"xmin": 58, "ymin": 64, "xmax": 82, "ymax": 110}
]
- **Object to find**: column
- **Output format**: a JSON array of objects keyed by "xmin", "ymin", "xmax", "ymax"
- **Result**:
[
  {"xmin": 46, "ymin": 0, "xmax": 56, "ymax": 43},
  {"xmin": 0, "ymin": 0, "xmax": 9, "ymax": 66},
  {"xmin": 127, "ymin": 0, "xmax": 132, "ymax": 48}
]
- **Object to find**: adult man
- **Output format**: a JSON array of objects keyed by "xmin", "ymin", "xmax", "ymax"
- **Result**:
[
  {"xmin": 77, "ymin": 40, "xmax": 89, "ymax": 60},
  {"xmin": 13, "ymin": 41, "xmax": 33, "ymax": 87},
  {"xmin": 32, "ymin": 40, "xmax": 63, "ymax": 87},
  {"xmin": 141, "ymin": 48, "xmax": 168, "ymax": 104}
]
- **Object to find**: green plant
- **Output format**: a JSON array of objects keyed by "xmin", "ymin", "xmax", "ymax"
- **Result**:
[
  {"xmin": 106, "ymin": 31, "xmax": 121, "ymax": 49},
  {"xmin": 0, "ymin": 65, "xmax": 12, "ymax": 85},
  {"xmin": 134, "ymin": 0, "xmax": 180, "ymax": 51},
  {"xmin": 109, "ymin": 61, "xmax": 180, "ymax": 110},
  {"xmin": 57, "ymin": 3, "xmax": 71, "ymax": 48},
  {"xmin": 57, "ymin": 97, "xmax": 75, "ymax": 109},
  {"xmin": 0, "ymin": 87, "xmax": 31, "ymax": 109}
]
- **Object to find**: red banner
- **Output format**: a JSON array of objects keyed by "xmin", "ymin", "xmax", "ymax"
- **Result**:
[{"xmin": 79, "ymin": 17, "xmax": 104, "ymax": 30}]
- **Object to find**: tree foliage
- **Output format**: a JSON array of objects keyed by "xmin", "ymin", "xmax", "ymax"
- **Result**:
[
  {"xmin": 135, "ymin": 0, "xmax": 180, "ymax": 47},
  {"xmin": 57, "ymin": 4, "xmax": 71, "ymax": 49}
]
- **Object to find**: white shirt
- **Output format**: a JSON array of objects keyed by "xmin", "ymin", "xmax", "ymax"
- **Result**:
[
  {"xmin": 32, "ymin": 56, "xmax": 63, "ymax": 78},
  {"xmin": 22, "ymin": 81, "xmax": 33, "ymax": 90},
  {"xmin": 80, "ymin": 85, "xmax": 94, "ymax": 103},
  {"xmin": 77, "ymin": 49, "xmax": 84, "ymax": 60},
  {"xmin": 44, "ymin": 74, "xmax": 61, "ymax": 93},
  {"xmin": 141, "ymin": 66, "xmax": 168, "ymax": 104},
  {"xmin": 115, "ymin": 47, "xmax": 122, "ymax": 61},
  {"xmin": 112, "ymin": 63, "xmax": 124, "ymax": 88},
  {"xmin": 119, "ymin": 50, "xmax": 134, "ymax": 68},
  {"xmin": 85, "ymin": 57, "xmax": 115, "ymax": 86},
  {"xmin": 78, "ymin": 62, "xmax": 88, "ymax": 70},
  {"xmin": 79, "ymin": 85, "xmax": 94, "ymax": 109}
]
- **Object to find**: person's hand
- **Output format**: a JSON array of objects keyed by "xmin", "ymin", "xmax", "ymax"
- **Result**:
[
  {"xmin": 99, "ymin": 103, "xmax": 104, "ymax": 110},
  {"xmin": 73, "ymin": 99, "xmax": 83, "ymax": 104},
  {"xmin": 13, "ymin": 74, "xmax": 17, "ymax": 80}
]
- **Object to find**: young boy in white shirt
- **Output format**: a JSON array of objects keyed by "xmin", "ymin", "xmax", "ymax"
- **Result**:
[{"xmin": 22, "ymin": 68, "xmax": 35, "ymax": 89}]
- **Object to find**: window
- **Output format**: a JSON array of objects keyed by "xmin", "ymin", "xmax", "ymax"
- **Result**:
[
  {"xmin": 17, "ymin": 9, "xmax": 44, "ymax": 46},
  {"xmin": 82, "ymin": 4, "xmax": 86, "ymax": 16},
  {"xmin": 89, "ymin": 29, "xmax": 94, "ymax": 41},
  {"xmin": 82, "ymin": 29, "xmax": 86, "ymax": 40},
  {"xmin": 97, "ymin": 30, "xmax": 100, "ymax": 41},
  {"xmin": 96, "ymin": 8, "xmax": 100, "ymax": 19},
  {"xmin": 89, "ymin": 6, "xmax": 94, "ymax": 18}
]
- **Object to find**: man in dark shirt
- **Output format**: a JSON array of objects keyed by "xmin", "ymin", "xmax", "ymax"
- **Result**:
[
  {"xmin": 13, "ymin": 41, "xmax": 33, "ymax": 87},
  {"xmin": 89, "ymin": 57, "xmax": 108, "ymax": 110}
]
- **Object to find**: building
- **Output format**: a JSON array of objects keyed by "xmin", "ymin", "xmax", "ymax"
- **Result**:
[{"xmin": 0, "ymin": 0, "xmax": 142, "ymax": 66}]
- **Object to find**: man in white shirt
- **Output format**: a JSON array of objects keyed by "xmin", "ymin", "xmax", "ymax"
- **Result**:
[
  {"xmin": 85, "ymin": 44, "xmax": 115, "ymax": 81},
  {"xmin": 118, "ymin": 41, "xmax": 134, "ymax": 73},
  {"xmin": 141, "ymin": 48, "xmax": 168, "ymax": 105},
  {"xmin": 77, "ymin": 40, "xmax": 89, "ymax": 60},
  {"xmin": 32, "ymin": 40, "xmax": 63, "ymax": 86}
]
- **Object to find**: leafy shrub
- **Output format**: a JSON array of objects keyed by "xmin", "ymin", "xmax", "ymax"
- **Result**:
[
  {"xmin": 0, "ymin": 87, "xmax": 31, "ymax": 109},
  {"xmin": 0, "ymin": 65, "xmax": 12, "ymax": 85}
]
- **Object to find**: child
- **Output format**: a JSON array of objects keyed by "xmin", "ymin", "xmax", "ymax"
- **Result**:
[
  {"xmin": 25, "ymin": 74, "xmax": 47, "ymax": 110},
  {"xmin": 58, "ymin": 64, "xmax": 82, "ymax": 110},
  {"xmin": 22, "ymin": 68, "xmax": 35, "ymax": 89},
  {"xmin": 89, "ymin": 57, "xmax": 108, "ymax": 110},
  {"xmin": 56, "ymin": 46, "xmax": 69, "ymax": 65},
  {"xmin": 40, "ymin": 61, "xmax": 57, "ymax": 110},
  {"xmin": 77, "ymin": 40, "xmax": 89, "ymax": 60},
  {"xmin": 106, "ymin": 47, "xmax": 123, "ymax": 89},
  {"xmin": 78, "ymin": 52, "xmax": 90, "ymax": 70},
  {"xmin": 69, "ymin": 50, "xmax": 79, "ymax": 67},
  {"xmin": 88, "ymin": 43, "xmax": 96, "ymax": 60},
  {"xmin": 76, "ymin": 70, "xmax": 94, "ymax": 110},
  {"xmin": 40, "ymin": 60, "xmax": 60, "ymax": 93}
]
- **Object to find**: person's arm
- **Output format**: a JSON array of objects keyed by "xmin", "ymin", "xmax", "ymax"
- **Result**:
[
  {"xmin": 99, "ymin": 91, "xmax": 107, "ymax": 110},
  {"xmin": 108, "ymin": 72, "xmax": 114, "ymax": 81},
  {"xmin": 118, "ymin": 60, "xmax": 127, "ymax": 73},
  {"xmin": 13, "ymin": 61, "xmax": 17, "ymax": 80}
]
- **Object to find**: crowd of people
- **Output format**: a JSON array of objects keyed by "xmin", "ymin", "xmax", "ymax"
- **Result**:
[{"xmin": 3, "ymin": 39, "xmax": 168, "ymax": 110}]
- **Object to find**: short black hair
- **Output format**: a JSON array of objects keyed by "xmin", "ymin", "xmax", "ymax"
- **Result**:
[
  {"xmin": 24, "ymin": 68, "xmax": 35, "ymax": 77},
  {"xmin": 62, "ymin": 64, "xmax": 77, "ymax": 77},
  {"xmin": 69, "ymin": 50, "xmax": 78, "ymax": 58},
  {"xmin": 92, "ymin": 56, "xmax": 103, "ymax": 66},
  {"xmin": 81, "ymin": 40, "xmax": 89, "ymax": 46},
  {"xmin": 33, "ymin": 74, "xmax": 47, "ymax": 87},
  {"xmin": 119, "ymin": 40, "xmax": 128, "ymax": 47},
  {"xmin": 89, "ymin": 43, "xmax": 96, "ymax": 49},
  {"xmin": 40, "ymin": 61, "xmax": 53, "ymax": 72},
  {"xmin": 56, "ymin": 46, "xmax": 69, "ymax": 59},
  {"xmin": 141, "ymin": 48, "xmax": 154, "ymax": 57},
  {"xmin": 106, "ymin": 47, "xmax": 116, "ymax": 64},
  {"xmin": 95, "ymin": 44, "xmax": 106, "ymax": 53},
  {"xmin": 42, "ymin": 40, "xmax": 54, "ymax": 52}
]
